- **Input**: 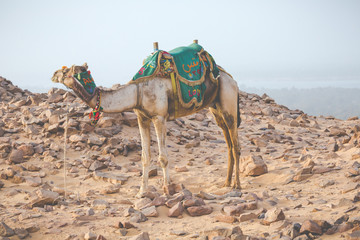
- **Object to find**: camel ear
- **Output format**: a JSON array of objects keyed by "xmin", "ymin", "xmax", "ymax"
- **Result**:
[{"xmin": 83, "ymin": 62, "xmax": 88, "ymax": 70}]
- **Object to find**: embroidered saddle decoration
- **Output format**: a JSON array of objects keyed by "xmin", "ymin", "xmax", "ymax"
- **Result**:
[
  {"xmin": 131, "ymin": 43, "xmax": 219, "ymax": 109},
  {"xmin": 73, "ymin": 70, "xmax": 102, "ymax": 125}
]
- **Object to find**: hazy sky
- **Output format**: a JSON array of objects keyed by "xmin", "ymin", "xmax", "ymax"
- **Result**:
[{"xmin": 1, "ymin": 0, "xmax": 359, "ymax": 92}]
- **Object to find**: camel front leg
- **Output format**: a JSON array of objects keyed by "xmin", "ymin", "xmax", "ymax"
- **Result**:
[
  {"xmin": 135, "ymin": 111, "xmax": 151, "ymax": 198},
  {"xmin": 152, "ymin": 116, "xmax": 170, "ymax": 186}
]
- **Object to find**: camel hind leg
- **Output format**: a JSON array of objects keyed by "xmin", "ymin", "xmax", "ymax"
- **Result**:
[
  {"xmin": 211, "ymin": 71, "xmax": 241, "ymax": 189},
  {"xmin": 210, "ymin": 107, "xmax": 234, "ymax": 187}
]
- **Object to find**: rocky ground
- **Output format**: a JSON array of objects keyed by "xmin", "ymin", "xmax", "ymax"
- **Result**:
[{"xmin": 0, "ymin": 76, "xmax": 359, "ymax": 240}]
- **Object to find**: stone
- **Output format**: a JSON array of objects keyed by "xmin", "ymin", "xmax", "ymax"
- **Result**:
[
  {"xmin": 84, "ymin": 231, "xmax": 97, "ymax": 240},
  {"xmin": 129, "ymin": 211, "xmax": 147, "ymax": 223},
  {"xmin": 166, "ymin": 193, "xmax": 185, "ymax": 208},
  {"xmin": 168, "ymin": 202, "xmax": 184, "ymax": 217},
  {"xmin": 141, "ymin": 206, "xmax": 158, "ymax": 217},
  {"xmin": 25, "ymin": 176, "xmax": 42, "ymax": 187},
  {"xmin": 262, "ymin": 208, "xmax": 285, "ymax": 225},
  {"xmin": 0, "ymin": 222, "xmax": 14, "ymax": 237},
  {"xmin": 223, "ymin": 205, "xmax": 244, "ymax": 216},
  {"xmin": 187, "ymin": 206, "xmax": 213, "ymax": 217},
  {"xmin": 14, "ymin": 228, "xmax": 29, "ymax": 239},
  {"xmin": 18, "ymin": 144, "xmax": 34, "ymax": 156},
  {"xmin": 11, "ymin": 174, "xmax": 25, "ymax": 184},
  {"xmin": 197, "ymin": 191, "xmax": 217, "ymax": 200},
  {"xmin": 9, "ymin": 150, "xmax": 24, "ymax": 164},
  {"xmin": 240, "ymin": 155, "xmax": 268, "ymax": 176},
  {"xmin": 175, "ymin": 166, "xmax": 189, "ymax": 172},
  {"xmin": 183, "ymin": 198, "xmax": 205, "ymax": 208},
  {"xmin": 129, "ymin": 232, "xmax": 150, "ymax": 240},
  {"xmin": 23, "ymin": 163, "xmax": 41, "ymax": 172},
  {"xmin": 239, "ymin": 212, "xmax": 257, "ymax": 222},
  {"xmin": 69, "ymin": 134, "xmax": 84, "ymax": 143},
  {"xmin": 134, "ymin": 198, "xmax": 152, "ymax": 210},
  {"xmin": 151, "ymin": 196, "xmax": 167, "ymax": 206},
  {"xmin": 88, "ymin": 136, "xmax": 105, "ymax": 146},
  {"xmin": 92, "ymin": 199, "xmax": 109, "ymax": 209},
  {"xmin": 0, "ymin": 180, "xmax": 3, "ymax": 189},
  {"xmin": 214, "ymin": 215, "xmax": 237, "ymax": 224},
  {"xmin": 163, "ymin": 184, "xmax": 177, "ymax": 196},
  {"xmin": 93, "ymin": 171, "xmax": 129, "ymax": 184},
  {"xmin": 347, "ymin": 230, "xmax": 360, "ymax": 240},
  {"xmin": 299, "ymin": 220, "xmax": 322, "ymax": 235},
  {"xmin": 89, "ymin": 161, "xmax": 107, "ymax": 171}
]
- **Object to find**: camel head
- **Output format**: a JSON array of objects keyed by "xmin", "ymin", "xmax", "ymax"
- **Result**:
[
  {"xmin": 51, "ymin": 63, "xmax": 88, "ymax": 88},
  {"xmin": 51, "ymin": 62, "xmax": 98, "ymax": 105}
]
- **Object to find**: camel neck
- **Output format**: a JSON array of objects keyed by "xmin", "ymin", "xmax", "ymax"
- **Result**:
[{"xmin": 99, "ymin": 84, "xmax": 138, "ymax": 113}]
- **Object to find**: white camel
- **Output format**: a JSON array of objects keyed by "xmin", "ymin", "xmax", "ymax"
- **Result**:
[{"xmin": 52, "ymin": 51, "xmax": 241, "ymax": 197}]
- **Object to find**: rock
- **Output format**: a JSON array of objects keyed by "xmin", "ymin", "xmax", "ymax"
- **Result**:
[
  {"xmin": 289, "ymin": 119, "xmax": 300, "ymax": 127},
  {"xmin": 0, "ymin": 180, "xmax": 3, "ymax": 189},
  {"xmin": 337, "ymin": 222, "xmax": 354, "ymax": 233},
  {"xmin": 11, "ymin": 174, "xmax": 25, "ymax": 184},
  {"xmin": 0, "ymin": 222, "xmax": 14, "ymax": 237},
  {"xmin": 166, "ymin": 193, "xmax": 184, "ymax": 208},
  {"xmin": 29, "ymin": 189, "xmax": 59, "ymax": 208},
  {"xmin": 164, "ymin": 183, "xmax": 184, "ymax": 196},
  {"xmin": 141, "ymin": 206, "xmax": 158, "ymax": 217},
  {"xmin": 22, "ymin": 163, "xmax": 41, "ymax": 172},
  {"xmin": 187, "ymin": 206, "xmax": 213, "ymax": 217},
  {"xmin": 299, "ymin": 220, "xmax": 322, "ymax": 235},
  {"xmin": 347, "ymin": 230, "xmax": 360, "ymax": 240},
  {"xmin": 129, "ymin": 211, "xmax": 148, "ymax": 223},
  {"xmin": 151, "ymin": 196, "xmax": 167, "ymax": 207},
  {"xmin": 14, "ymin": 228, "xmax": 29, "ymax": 239},
  {"xmin": 223, "ymin": 205, "xmax": 244, "ymax": 216},
  {"xmin": 239, "ymin": 212, "xmax": 257, "ymax": 222},
  {"xmin": 197, "ymin": 191, "xmax": 217, "ymax": 200},
  {"xmin": 183, "ymin": 198, "xmax": 205, "ymax": 208},
  {"xmin": 134, "ymin": 198, "xmax": 152, "ymax": 210},
  {"xmin": 354, "ymin": 192, "xmax": 360, "ymax": 202},
  {"xmin": 9, "ymin": 150, "xmax": 24, "ymax": 164},
  {"xmin": 262, "ymin": 107, "xmax": 274, "ymax": 116},
  {"xmin": 18, "ymin": 144, "xmax": 34, "ymax": 156},
  {"xmin": 100, "ymin": 185, "xmax": 120, "ymax": 194},
  {"xmin": 88, "ymin": 135, "xmax": 105, "ymax": 146},
  {"xmin": 240, "ymin": 155, "xmax": 268, "ymax": 176},
  {"xmin": 129, "ymin": 232, "xmax": 150, "ymax": 240},
  {"xmin": 175, "ymin": 166, "xmax": 189, "ymax": 172},
  {"xmin": 69, "ymin": 134, "xmax": 84, "ymax": 143},
  {"xmin": 168, "ymin": 202, "xmax": 184, "ymax": 217},
  {"xmin": 214, "ymin": 215, "xmax": 237, "ymax": 223},
  {"xmin": 84, "ymin": 231, "xmax": 97, "ymax": 240},
  {"xmin": 25, "ymin": 176, "xmax": 42, "ymax": 187},
  {"xmin": 93, "ymin": 171, "xmax": 129, "ymax": 184},
  {"xmin": 92, "ymin": 199, "xmax": 109, "ymax": 209},
  {"xmin": 89, "ymin": 161, "xmax": 107, "ymax": 171},
  {"xmin": 262, "ymin": 208, "xmax": 285, "ymax": 225}
]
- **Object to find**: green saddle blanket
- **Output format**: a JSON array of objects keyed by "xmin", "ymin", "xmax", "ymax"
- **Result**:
[{"xmin": 132, "ymin": 43, "xmax": 219, "ymax": 108}]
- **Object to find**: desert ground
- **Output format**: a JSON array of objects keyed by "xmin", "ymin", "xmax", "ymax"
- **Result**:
[{"xmin": 0, "ymin": 76, "xmax": 359, "ymax": 240}]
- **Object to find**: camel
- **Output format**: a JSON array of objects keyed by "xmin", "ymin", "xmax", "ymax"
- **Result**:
[{"xmin": 52, "ymin": 48, "xmax": 241, "ymax": 197}]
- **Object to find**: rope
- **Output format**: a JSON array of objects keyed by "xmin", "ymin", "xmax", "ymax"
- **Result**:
[{"xmin": 63, "ymin": 113, "xmax": 68, "ymax": 199}]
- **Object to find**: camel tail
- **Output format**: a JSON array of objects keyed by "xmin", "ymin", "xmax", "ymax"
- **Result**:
[{"xmin": 237, "ymin": 92, "xmax": 241, "ymax": 128}]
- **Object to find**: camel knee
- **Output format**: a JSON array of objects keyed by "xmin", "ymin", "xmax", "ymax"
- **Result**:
[{"xmin": 158, "ymin": 155, "xmax": 168, "ymax": 168}]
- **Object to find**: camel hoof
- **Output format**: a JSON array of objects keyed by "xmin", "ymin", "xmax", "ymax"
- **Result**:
[
  {"xmin": 136, "ymin": 191, "xmax": 145, "ymax": 199},
  {"xmin": 222, "ymin": 182, "xmax": 231, "ymax": 188},
  {"xmin": 232, "ymin": 182, "xmax": 241, "ymax": 190}
]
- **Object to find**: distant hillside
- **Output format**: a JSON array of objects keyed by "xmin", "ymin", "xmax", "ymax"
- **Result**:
[{"xmin": 241, "ymin": 86, "xmax": 360, "ymax": 120}]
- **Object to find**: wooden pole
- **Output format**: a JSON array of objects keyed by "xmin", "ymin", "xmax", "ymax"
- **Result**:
[
  {"xmin": 193, "ymin": 39, "xmax": 198, "ymax": 44},
  {"xmin": 153, "ymin": 42, "xmax": 159, "ymax": 51}
]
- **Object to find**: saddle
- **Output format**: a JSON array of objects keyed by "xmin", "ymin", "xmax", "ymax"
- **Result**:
[{"xmin": 131, "ymin": 43, "xmax": 220, "ymax": 109}]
